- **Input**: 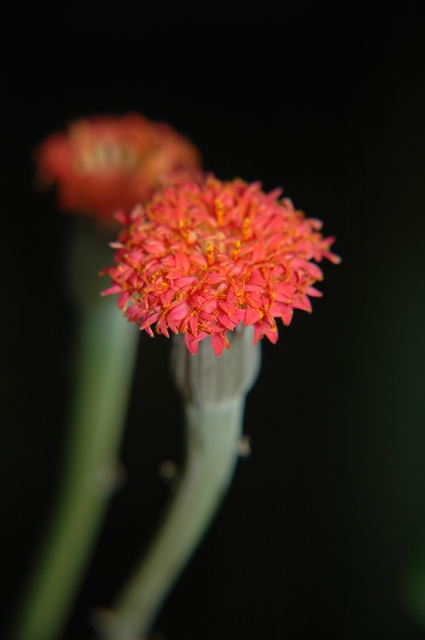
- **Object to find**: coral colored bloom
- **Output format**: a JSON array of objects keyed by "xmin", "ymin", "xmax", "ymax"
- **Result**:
[
  {"xmin": 34, "ymin": 114, "xmax": 202, "ymax": 224},
  {"xmin": 103, "ymin": 176, "xmax": 340, "ymax": 355}
]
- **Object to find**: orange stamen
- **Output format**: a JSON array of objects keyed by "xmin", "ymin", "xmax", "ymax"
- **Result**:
[
  {"xmin": 214, "ymin": 199, "xmax": 224, "ymax": 226},
  {"xmin": 206, "ymin": 243, "xmax": 215, "ymax": 266},
  {"xmin": 242, "ymin": 218, "xmax": 251, "ymax": 240}
]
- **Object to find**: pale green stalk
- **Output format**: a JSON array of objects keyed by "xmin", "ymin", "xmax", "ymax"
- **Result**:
[
  {"xmin": 10, "ymin": 223, "xmax": 139, "ymax": 640},
  {"xmin": 98, "ymin": 326, "xmax": 261, "ymax": 640}
]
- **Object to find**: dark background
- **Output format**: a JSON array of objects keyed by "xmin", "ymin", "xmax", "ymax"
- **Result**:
[{"xmin": 2, "ymin": 1, "xmax": 425, "ymax": 638}]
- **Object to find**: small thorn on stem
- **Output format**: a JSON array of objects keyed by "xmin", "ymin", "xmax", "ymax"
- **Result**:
[
  {"xmin": 158, "ymin": 460, "xmax": 179, "ymax": 484},
  {"xmin": 90, "ymin": 607, "xmax": 115, "ymax": 635},
  {"xmin": 94, "ymin": 459, "xmax": 126, "ymax": 495},
  {"xmin": 236, "ymin": 435, "xmax": 252, "ymax": 458}
]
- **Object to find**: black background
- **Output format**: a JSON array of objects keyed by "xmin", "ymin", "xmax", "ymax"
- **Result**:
[{"xmin": 1, "ymin": 1, "xmax": 425, "ymax": 639}]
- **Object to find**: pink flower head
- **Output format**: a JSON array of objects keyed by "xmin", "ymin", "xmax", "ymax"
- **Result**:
[
  {"xmin": 103, "ymin": 176, "xmax": 340, "ymax": 355},
  {"xmin": 34, "ymin": 113, "xmax": 202, "ymax": 225}
]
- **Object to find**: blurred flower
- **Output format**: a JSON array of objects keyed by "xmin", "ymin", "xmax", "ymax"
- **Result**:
[
  {"xmin": 103, "ymin": 176, "xmax": 340, "ymax": 355},
  {"xmin": 34, "ymin": 114, "xmax": 202, "ymax": 224}
]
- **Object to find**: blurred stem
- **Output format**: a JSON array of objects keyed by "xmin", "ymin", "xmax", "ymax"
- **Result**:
[
  {"xmin": 10, "ymin": 223, "xmax": 139, "ymax": 640},
  {"xmin": 402, "ymin": 549, "xmax": 425, "ymax": 629},
  {"xmin": 100, "ymin": 399, "xmax": 244, "ymax": 640}
]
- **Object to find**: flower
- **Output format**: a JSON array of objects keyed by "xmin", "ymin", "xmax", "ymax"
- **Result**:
[
  {"xmin": 34, "ymin": 114, "xmax": 202, "ymax": 224},
  {"xmin": 103, "ymin": 176, "xmax": 340, "ymax": 355}
]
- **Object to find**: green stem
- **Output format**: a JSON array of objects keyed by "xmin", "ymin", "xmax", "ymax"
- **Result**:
[
  {"xmin": 101, "ymin": 398, "xmax": 244, "ymax": 640},
  {"xmin": 98, "ymin": 328, "xmax": 261, "ymax": 640},
  {"xmin": 10, "ymin": 224, "xmax": 139, "ymax": 640}
]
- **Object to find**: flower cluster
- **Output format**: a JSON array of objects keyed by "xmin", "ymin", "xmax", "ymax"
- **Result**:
[
  {"xmin": 103, "ymin": 176, "xmax": 340, "ymax": 355},
  {"xmin": 34, "ymin": 114, "xmax": 202, "ymax": 224}
]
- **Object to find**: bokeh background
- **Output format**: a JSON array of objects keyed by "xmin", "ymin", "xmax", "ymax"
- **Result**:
[{"xmin": 1, "ymin": 1, "xmax": 425, "ymax": 638}]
